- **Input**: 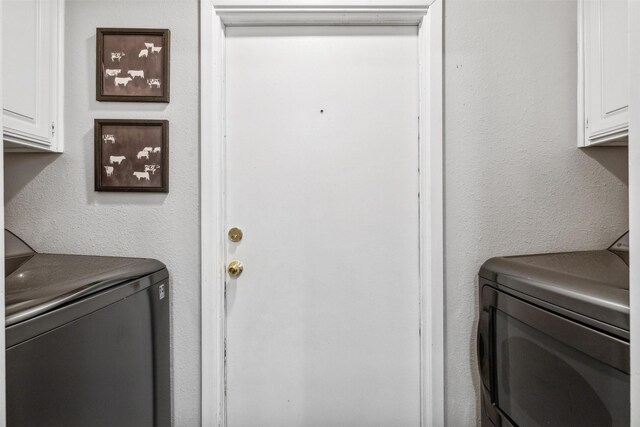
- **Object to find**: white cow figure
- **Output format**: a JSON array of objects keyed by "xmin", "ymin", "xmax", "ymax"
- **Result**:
[
  {"xmin": 153, "ymin": 147, "xmax": 161, "ymax": 153},
  {"xmin": 109, "ymin": 155, "xmax": 126, "ymax": 164},
  {"xmin": 144, "ymin": 164, "xmax": 161, "ymax": 175},
  {"xmin": 111, "ymin": 52, "xmax": 125, "ymax": 62},
  {"xmin": 144, "ymin": 42, "xmax": 154, "ymax": 49},
  {"xmin": 114, "ymin": 77, "xmax": 132, "ymax": 87},
  {"xmin": 143, "ymin": 147, "xmax": 153, "ymax": 152},
  {"xmin": 128, "ymin": 70, "xmax": 144, "ymax": 79},
  {"xmin": 151, "ymin": 46, "xmax": 162, "ymax": 54},
  {"xmin": 102, "ymin": 134, "xmax": 116, "ymax": 144},
  {"xmin": 105, "ymin": 69, "xmax": 121, "ymax": 77},
  {"xmin": 137, "ymin": 150, "xmax": 150, "ymax": 159},
  {"xmin": 147, "ymin": 79, "xmax": 161, "ymax": 88},
  {"xmin": 104, "ymin": 166, "xmax": 114, "ymax": 177},
  {"xmin": 133, "ymin": 171, "xmax": 150, "ymax": 180},
  {"xmin": 138, "ymin": 49, "xmax": 148, "ymax": 58}
]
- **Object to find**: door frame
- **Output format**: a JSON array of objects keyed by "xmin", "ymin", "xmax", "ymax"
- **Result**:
[{"xmin": 200, "ymin": 2, "xmax": 444, "ymax": 426}]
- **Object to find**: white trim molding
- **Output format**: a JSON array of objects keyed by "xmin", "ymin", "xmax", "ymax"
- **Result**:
[
  {"xmin": 418, "ymin": 1, "xmax": 444, "ymax": 425},
  {"xmin": 200, "ymin": 1, "xmax": 226, "ymax": 425},
  {"xmin": 214, "ymin": 6, "xmax": 428, "ymax": 26},
  {"xmin": 200, "ymin": 2, "xmax": 444, "ymax": 426}
]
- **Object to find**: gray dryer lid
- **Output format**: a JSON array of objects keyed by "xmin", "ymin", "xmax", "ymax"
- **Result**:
[
  {"xmin": 5, "ymin": 253, "xmax": 165, "ymax": 327},
  {"xmin": 479, "ymin": 249, "xmax": 629, "ymax": 333}
]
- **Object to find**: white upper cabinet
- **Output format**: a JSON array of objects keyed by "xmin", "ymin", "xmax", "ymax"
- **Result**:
[
  {"xmin": 579, "ymin": 0, "xmax": 628, "ymax": 147},
  {"xmin": 2, "ymin": 0, "xmax": 64, "ymax": 152}
]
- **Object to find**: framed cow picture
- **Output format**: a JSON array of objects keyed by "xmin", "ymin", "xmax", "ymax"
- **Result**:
[
  {"xmin": 96, "ymin": 28, "xmax": 170, "ymax": 102},
  {"xmin": 95, "ymin": 119, "xmax": 169, "ymax": 192}
]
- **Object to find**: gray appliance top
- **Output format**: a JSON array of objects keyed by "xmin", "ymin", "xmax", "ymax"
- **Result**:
[
  {"xmin": 5, "ymin": 230, "xmax": 35, "ymax": 258},
  {"xmin": 479, "ymin": 248, "xmax": 629, "ymax": 333},
  {"xmin": 5, "ymin": 230, "xmax": 36, "ymax": 276},
  {"xmin": 5, "ymin": 230, "xmax": 165, "ymax": 327},
  {"xmin": 610, "ymin": 231, "xmax": 629, "ymax": 261}
]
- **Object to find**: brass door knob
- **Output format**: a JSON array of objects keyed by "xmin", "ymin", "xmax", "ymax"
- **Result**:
[
  {"xmin": 227, "ymin": 260, "xmax": 243, "ymax": 278},
  {"xmin": 228, "ymin": 227, "xmax": 243, "ymax": 242}
]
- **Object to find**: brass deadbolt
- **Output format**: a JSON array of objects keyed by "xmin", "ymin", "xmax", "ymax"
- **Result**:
[
  {"xmin": 228, "ymin": 227, "xmax": 243, "ymax": 242},
  {"xmin": 227, "ymin": 260, "xmax": 243, "ymax": 278}
]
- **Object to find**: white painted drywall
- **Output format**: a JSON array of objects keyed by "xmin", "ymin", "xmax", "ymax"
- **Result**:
[
  {"xmin": 628, "ymin": 1, "xmax": 639, "ymax": 425},
  {"xmin": 444, "ymin": 0, "xmax": 629, "ymax": 424},
  {"xmin": 4, "ymin": 0, "xmax": 200, "ymax": 425}
]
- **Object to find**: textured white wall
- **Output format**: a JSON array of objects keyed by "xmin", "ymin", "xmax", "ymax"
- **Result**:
[
  {"xmin": 4, "ymin": 0, "xmax": 200, "ymax": 425},
  {"xmin": 444, "ymin": 0, "xmax": 628, "ymax": 425}
]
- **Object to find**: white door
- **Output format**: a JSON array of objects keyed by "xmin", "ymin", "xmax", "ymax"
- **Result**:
[{"xmin": 225, "ymin": 26, "xmax": 420, "ymax": 427}]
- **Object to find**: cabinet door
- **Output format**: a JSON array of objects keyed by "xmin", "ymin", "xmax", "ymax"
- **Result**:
[
  {"xmin": 582, "ymin": 0, "xmax": 628, "ymax": 146},
  {"xmin": 2, "ymin": 0, "xmax": 62, "ymax": 152}
]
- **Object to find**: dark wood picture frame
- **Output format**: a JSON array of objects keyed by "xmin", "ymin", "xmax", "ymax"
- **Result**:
[
  {"xmin": 95, "ymin": 119, "xmax": 169, "ymax": 192},
  {"xmin": 96, "ymin": 28, "xmax": 170, "ymax": 102}
]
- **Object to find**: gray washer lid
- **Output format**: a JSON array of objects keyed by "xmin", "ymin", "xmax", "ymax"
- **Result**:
[
  {"xmin": 5, "ymin": 230, "xmax": 35, "ymax": 259},
  {"xmin": 5, "ymin": 230, "xmax": 36, "ymax": 277},
  {"xmin": 6, "ymin": 253, "xmax": 166, "ymax": 327},
  {"xmin": 479, "ymin": 250, "xmax": 629, "ymax": 332}
]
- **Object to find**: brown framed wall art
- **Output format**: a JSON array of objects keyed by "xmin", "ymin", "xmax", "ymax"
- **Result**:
[
  {"xmin": 95, "ymin": 119, "xmax": 169, "ymax": 192},
  {"xmin": 96, "ymin": 28, "xmax": 170, "ymax": 102}
]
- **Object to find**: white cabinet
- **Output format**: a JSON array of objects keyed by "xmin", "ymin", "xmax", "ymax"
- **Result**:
[
  {"xmin": 578, "ymin": 0, "xmax": 628, "ymax": 147},
  {"xmin": 2, "ymin": 0, "xmax": 64, "ymax": 152}
]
